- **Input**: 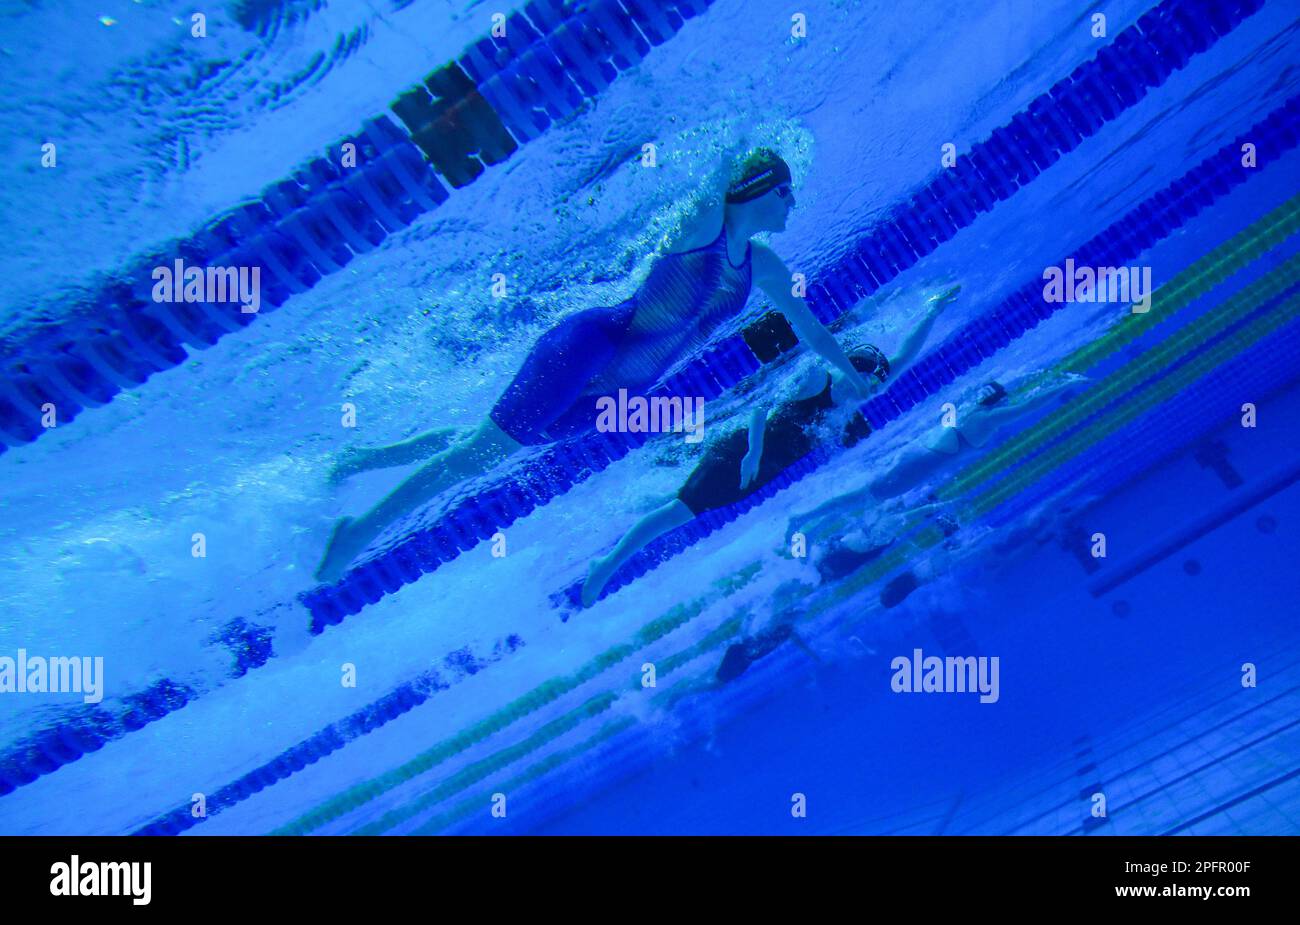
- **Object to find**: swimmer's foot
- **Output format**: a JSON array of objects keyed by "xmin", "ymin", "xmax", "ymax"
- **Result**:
[
  {"xmin": 328, "ymin": 447, "xmax": 380, "ymax": 486},
  {"xmin": 315, "ymin": 516, "xmax": 359, "ymax": 584},
  {"xmin": 581, "ymin": 555, "xmax": 616, "ymax": 608}
]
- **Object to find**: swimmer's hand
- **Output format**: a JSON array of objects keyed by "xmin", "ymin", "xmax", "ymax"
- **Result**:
[
  {"xmin": 1050, "ymin": 371, "xmax": 1091, "ymax": 398},
  {"xmin": 739, "ymin": 448, "xmax": 761, "ymax": 489},
  {"xmin": 928, "ymin": 283, "xmax": 961, "ymax": 314}
]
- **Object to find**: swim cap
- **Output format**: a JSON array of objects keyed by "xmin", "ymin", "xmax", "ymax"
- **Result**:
[
  {"xmin": 976, "ymin": 380, "xmax": 1007, "ymax": 407},
  {"xmin": 726, "ymin": 149, "xmax": 793, "ymax": 204},
  {"xmin": 848, "ymin": 344, "xmax": 891, "ymax": 383}
]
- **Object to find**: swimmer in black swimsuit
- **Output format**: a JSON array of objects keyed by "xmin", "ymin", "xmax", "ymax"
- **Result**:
[
  {"xmin": 316, "ymin": 149, "xmax": 875, "ymax": 583},
  {"xmin": 580, "ymin": 286, "xmax": 958, "ymax": 606}
]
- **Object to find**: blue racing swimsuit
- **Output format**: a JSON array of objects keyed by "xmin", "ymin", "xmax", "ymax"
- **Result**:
[{"xmin": 489, "ymin": 226, "xmax": 753, "ymax": 445}]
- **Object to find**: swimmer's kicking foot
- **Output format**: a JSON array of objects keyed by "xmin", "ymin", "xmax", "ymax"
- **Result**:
[
  {"xmin": 582, "ymin": 553, "xmax": 619, "ymax": 608},
  {"xmin": 315, "ymin": 516, "xmax": 358, "ymax": 584},
  {"xmin": 316, "ymin": 419, "xmax": 523, "ymax": 582},
  {"xmin": 581, "ymin": 499, "xmax": 695, "ymax": 607}
]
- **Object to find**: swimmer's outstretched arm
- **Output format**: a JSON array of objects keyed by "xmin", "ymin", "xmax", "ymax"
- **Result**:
[
  {"xmin": 782, "ymin": 297, "xmax": 952, "ymax": 529},
  {"xmin": 750, "ymin": 243, "xmax": 876, "ymax": 399},
  {"xmin": 955, "ymin": 373, "xmax": 1086, "ymax": 447},
  {"xmin": 888, "ymin": 286, "xmax": 956, "ymax": 375}
]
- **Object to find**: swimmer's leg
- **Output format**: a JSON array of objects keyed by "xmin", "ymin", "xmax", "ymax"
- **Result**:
[
  {"xmin": 329, "ymin": 426, "xmax": 466, "ymax": 484},
  {"xmin": 315, "ymin": 418, "xmax": 522, "ymax": 583},
  {"xmin": 582, "ymin": 499, "xmax": 694, "ymax": 607},
  {"xmin": 868, "ymin": 443, "xmax": 952, "ymax": 501},
  {"xmin": 788, "ymin": 436, "xmax": 958, "ymax": 539},
  {"xmin": 787, "ymin": 485, "xmax": 873, "ymax": 542}
]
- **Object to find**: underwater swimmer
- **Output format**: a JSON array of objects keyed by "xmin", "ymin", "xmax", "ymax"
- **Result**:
[
  {"xmin": 579, "ymin": 287, "xmax": 957, "ymax": 607},
  {"xmin": 789, "ymin": 370, "xmax": 1090, "ymax": 535},
  {"xmin": 783, "ymin": 371, "xmax": 1090, "ymax": 607},
  {"xmin": 316, "ymin": 148, "xmax": 875, "ymax": 583}
]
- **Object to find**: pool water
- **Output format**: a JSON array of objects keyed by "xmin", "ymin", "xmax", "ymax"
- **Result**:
[{"xmin": 0, "ymin": 0, "xmax": 1297, "ymax": 835}]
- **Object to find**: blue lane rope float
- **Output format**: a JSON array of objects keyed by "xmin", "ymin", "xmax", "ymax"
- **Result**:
[
  {"xmin": 0, "ymin": 0, "xmax": 1276, "ymax": 798},
  {"xmin": 0, "ymin": 0, "xmax": 715, "ymax": 453},
  {"xmin": 0, "ymin": 116, "xmax": 442, "ymax": 452},
  {"xmin": 130, "ymin": 634, "xmax": 525, "ymax": 836}
]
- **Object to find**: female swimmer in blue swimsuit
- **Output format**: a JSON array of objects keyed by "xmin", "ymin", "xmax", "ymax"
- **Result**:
[{"xmin": 316, "ymin": 149, "xmax": 875, "ymax": 582}]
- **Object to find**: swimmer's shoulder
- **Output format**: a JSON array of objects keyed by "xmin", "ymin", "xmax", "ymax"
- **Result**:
[{"xmin": 665, "ymin": 193, "xmax": 726, "ymax": 254}]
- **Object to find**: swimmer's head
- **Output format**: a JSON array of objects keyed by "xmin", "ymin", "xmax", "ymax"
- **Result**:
[
  {"xmin": 847, "ymin": 344, "xmax": 891, "ymax": 383},
  {"xmin": 726, "ymin": 148, "xmax": 794, "ymax": 231},
  {"xmin": 976, "ymin": 380, "xmax": 1008, "ymax": 407}
]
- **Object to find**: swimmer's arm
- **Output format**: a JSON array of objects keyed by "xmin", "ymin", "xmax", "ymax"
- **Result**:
[
  {"xmin": 961, "ymin": 375, "xmax": 1080, "ymax": 434},
  {"xmin": 751, "ymin": 243, "xmax": 875, "ymax": 396},
  {"xmin": 746, "ymin": 405, "xmax": 767, "ymax": 456},
  {"xmin": 740, "ymin": 405, "xmax": 767, "ymax": 487},
  {"xmin": 888, "ymin": 297, "xmax": 947, "ymax": 375}
]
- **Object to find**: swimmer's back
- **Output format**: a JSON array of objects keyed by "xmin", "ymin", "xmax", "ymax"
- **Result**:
[{"xmin": 587, "ymin": 223, "xmax": 753, "ymax": 392}]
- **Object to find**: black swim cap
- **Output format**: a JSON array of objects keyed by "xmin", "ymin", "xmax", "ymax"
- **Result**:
[
  {"xmin": 848, "ymin": 344, "xmax": 891, "ymax": 383},
  {"xmin": 977, "ymin": 380, "xmax": 1007, "ymax": 407},
  {"xmin": 726, "ymin": 148, "xmax": 793, "ymax": 204}
]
